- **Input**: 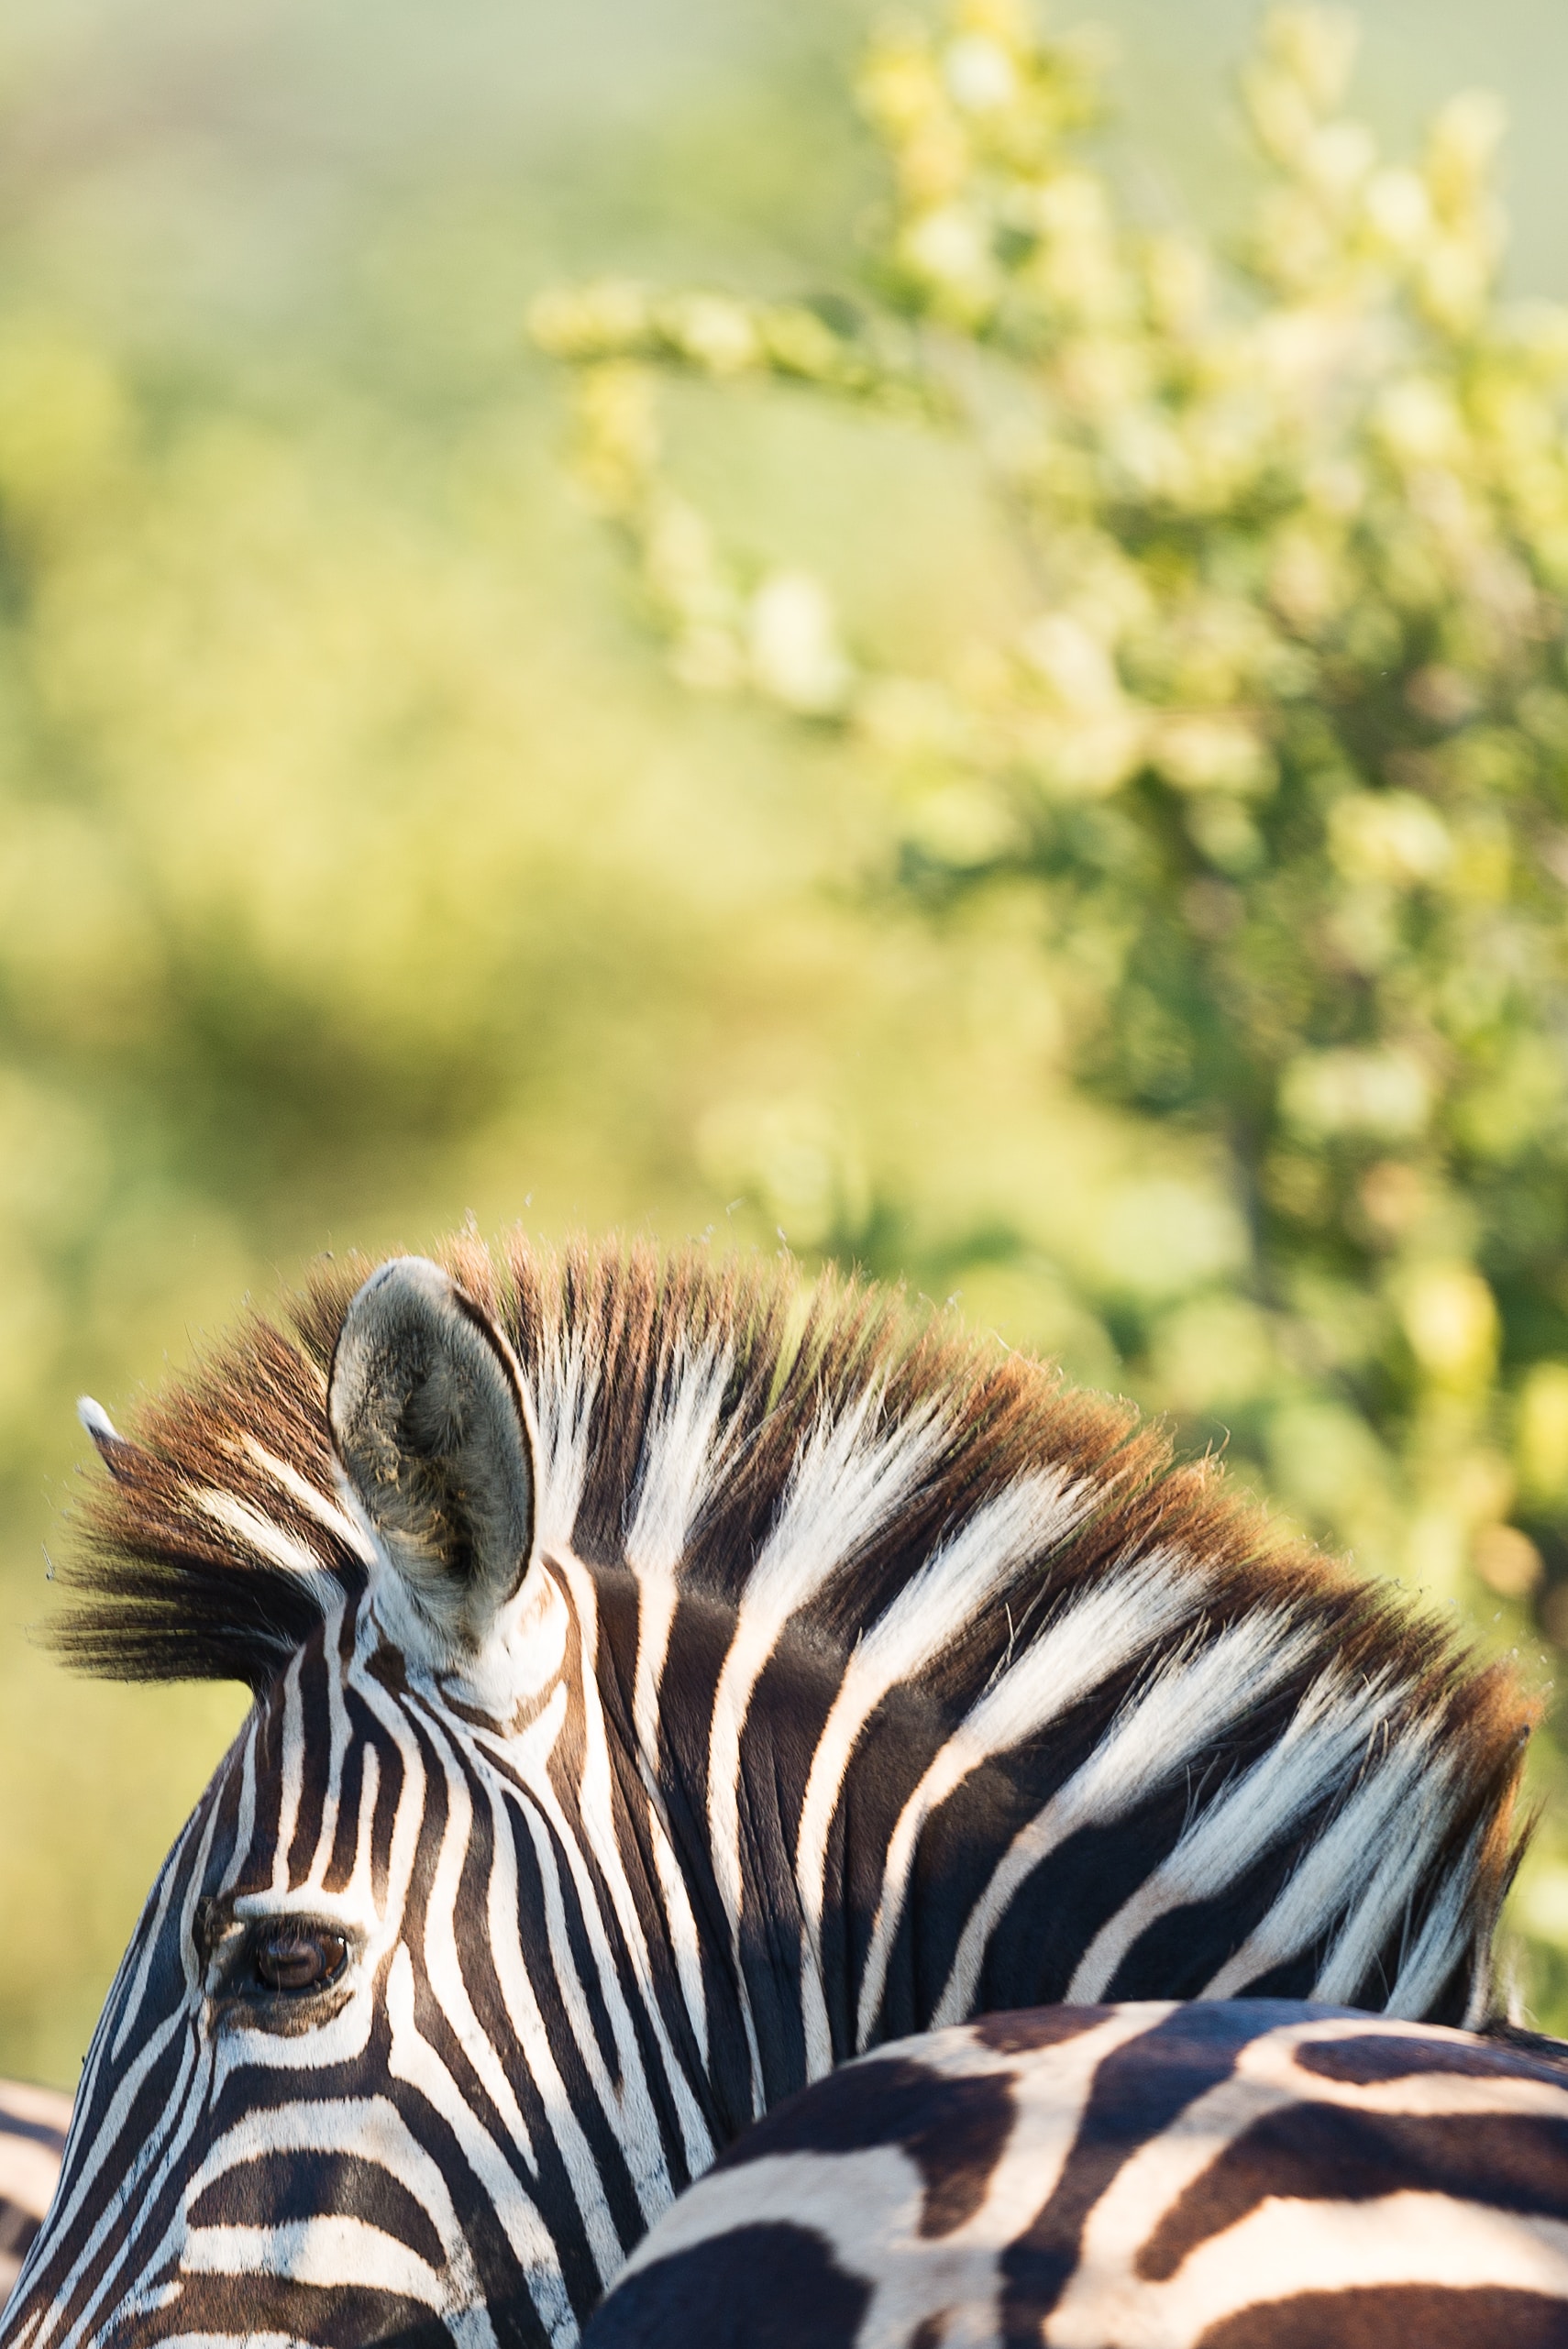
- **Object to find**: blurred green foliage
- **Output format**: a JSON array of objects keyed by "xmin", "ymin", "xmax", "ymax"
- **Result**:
[
  {"xmin": 7, "ymin": 0, "xmax": 1568, "ymax": 2083},
  {"xmin": 0, "ymin": 0, "xmax": 902, "ymax": 2080},
  {"xmin": 540, "ymin": 0, "xmax": 1568, "ymax": 2013}
]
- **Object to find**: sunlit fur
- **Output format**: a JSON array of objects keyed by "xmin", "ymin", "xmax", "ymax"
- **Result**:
[
  {"xmin": 585, "ymin": 2001, "xmax": 1568, "ymax": 2348},
  {"xmin": 3, "ymin": 1235, "xmax": 1535, "ymax": 2348}
]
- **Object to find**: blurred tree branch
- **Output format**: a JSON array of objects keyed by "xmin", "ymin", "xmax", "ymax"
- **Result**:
[{"xmin": 536, "ymin": 0, "xmax": 1568, "ymax": 1649}]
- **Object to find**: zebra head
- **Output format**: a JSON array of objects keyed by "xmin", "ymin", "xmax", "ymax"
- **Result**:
[
  {"xmin": 6, "ymin": 1252, "xmax": 696, "ymax": 2349},
  {"xmin": 1, "ymin": 1237, "xmax": 1537, "ymax": 2349}
]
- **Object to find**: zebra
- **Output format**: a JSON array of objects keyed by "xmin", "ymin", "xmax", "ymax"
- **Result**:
[
  {"xmin": 0, "ymin": 2086, "xmax": 71, "ymax": 2314},
  {"xmin": 581, "ymin": 1999, "xmax": 1568, "ymax": 2347},
  {"xmin": 0, "ymin": 1235, "xmax": 1537, "ymax": 2347}
]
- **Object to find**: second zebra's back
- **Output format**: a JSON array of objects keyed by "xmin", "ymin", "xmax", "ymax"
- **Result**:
[{"xmin": 585, "ymin": 2000, "xmax": 1568, "ymax": 2347}]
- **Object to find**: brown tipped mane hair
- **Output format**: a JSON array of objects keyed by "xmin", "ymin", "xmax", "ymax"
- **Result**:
[{"xmin": 57, "ymin": 1230, "xmax": 1536, "ymax": 1991}]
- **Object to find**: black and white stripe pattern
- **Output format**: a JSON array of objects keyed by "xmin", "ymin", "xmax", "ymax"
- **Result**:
[
  {"xmin": 584, "ymin": 2000, "xmax": 1568, "ymax": 2347},
  {"xmin": 0, "ymin": 2086, "xmax": 71, "ymax": 2314},
  {"xmin": 0, "ymin": 1239, "xmax": 1535, "ymax": 2346}
]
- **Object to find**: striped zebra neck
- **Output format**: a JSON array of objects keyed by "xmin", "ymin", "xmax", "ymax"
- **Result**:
[
  {"xmin": 5, "ymin": 1235, "xmax": 1535, "ymax": 2349},
  {"xmin": 584, "ymin": 2000, "xmax": 1568, "ymax": 2346}
]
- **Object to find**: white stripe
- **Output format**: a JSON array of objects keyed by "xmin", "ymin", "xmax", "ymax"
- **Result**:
[
  {"xmin": 708, "ymin": 1386, "xmax": 946, "ymax": 2110},
  {"xmin": 190, "ymin": 1488, "xmax": 331, "ymax": 1583},
  {"xmin": 270, "ymin": 1649, "xmax": 305, "ymax": 1896},
  {"xmin": 297, "ymin": 1600, "xmax": 355, "ymax": 1891},
  {"xmin": 1391, "ymin": 1816, "xmax": 1487, "ymax": 2023},
  {"xmin": 1052, "ymin": 2194, "xmax": 1568, "ymax": 2346},
  {"xmin": 134, "ymin": 2338, "xmax": 317, "ymax": 2348},
  {"xmin": 37, "ymin": 2023, "xmax": 215, "ymax": 2349},
  {"xmin": 528, "ymin": 1330, "xmax": 599, "ymax": 1556},
  {"xmin": 242, "ymin": 1439, "xmax": 375, "ymax": 1561},
  {"xmin": 181, "ymin": 2095, "xmax": 491, "ymax": 2337},
  {"xmin": 1064, "ymin": 1670, "xmax": 1399, "ymax": 2003},
  {"xmin": 0, "ymin": 2086, "xmax": 71, "ymax": 2139},
  {"xmin": 624, "ymin": 1343, "xmax": 735, "ymax": 2063},
  {"xmin": 1044, "ymin": 2010, "xmax": 1568, "ymax": 2345},
  {"xmin": 477, "ymin": 1679, "xmax": 647, "ymax": 2228},
  {"xmin": 625, "ymin": 1343, "xmax": 733, "ymax": 1585},
  {"xmin": 182, "ymin": 2218, "xmax": 455, "ymax": 2313},
  {"xmin": 1198, "ymin": 1725, "xmax": 1441, "ymax": 2002},
  {"xmin": 1312, "ymin": 1751, "xmax": 1459, "ymax": 2005}
]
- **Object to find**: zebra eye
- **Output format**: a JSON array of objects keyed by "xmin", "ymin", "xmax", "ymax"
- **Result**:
[{"xmin": 249, "ymin": 1923, "xmax": 348, "ymax": 1996}]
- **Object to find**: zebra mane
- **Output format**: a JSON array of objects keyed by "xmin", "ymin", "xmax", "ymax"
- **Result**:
[{"xmin": 60, "ymin": 1233, "xmax": 1532, "ymax": 1930}]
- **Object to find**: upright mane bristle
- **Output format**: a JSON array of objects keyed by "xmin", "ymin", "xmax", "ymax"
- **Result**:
[{"xmin": 54, "ymin": 1234, "xmax": 1533, "ymax": 1905}]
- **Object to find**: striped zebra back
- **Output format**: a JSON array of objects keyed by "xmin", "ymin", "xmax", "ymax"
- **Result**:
[
  {"xmin": 584, "ymin": 2000, "xmax": 1568, "ymax": 2346},
  {"xmin": 0, "ymin": 2087, "xmax": 69, "ymax": 2315},
  {"xmin": 1, "ymin": 1237, "xmax": 1540, "ymax": 2347}
]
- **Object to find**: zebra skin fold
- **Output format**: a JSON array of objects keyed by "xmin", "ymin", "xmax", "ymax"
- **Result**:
[{"xmin": 583, "ymin": 1999, "xmax": 1568, "ymax": 2348}]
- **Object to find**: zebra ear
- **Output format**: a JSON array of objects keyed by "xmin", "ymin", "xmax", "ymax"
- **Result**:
[{"xmin": 328, "ymin": 1256, "xmax": 537, "ymax": 1660}]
